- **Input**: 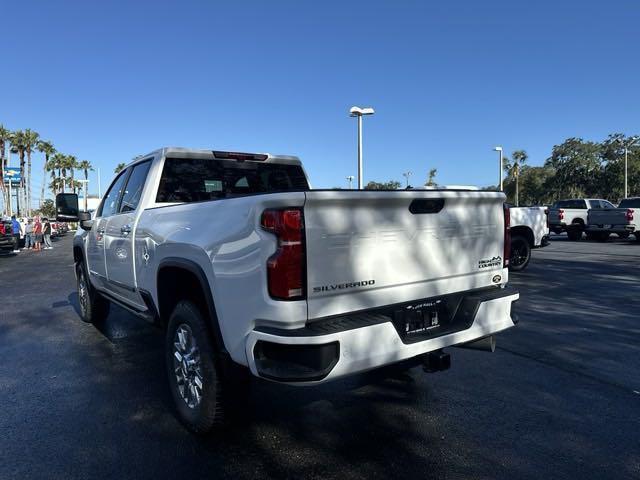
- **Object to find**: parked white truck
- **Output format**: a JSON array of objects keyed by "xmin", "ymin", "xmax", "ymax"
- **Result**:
[
  {"xmin": 507, "ymin": 206, "xmax": 550, "ymax": 271},
  {"xmin": 586, "ymin": 197, "xmax": 639, "ymax": 241},
  {"xmin": 56, "ymin": 147, "xmax": 519, "ymax": 432},
  {"xmin": 548, "ymin": 198, "xmax": 615, "ymax": 240}
]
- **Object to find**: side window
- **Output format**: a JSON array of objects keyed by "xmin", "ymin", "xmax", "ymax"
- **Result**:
[
  {"xmin": 590, "ymin": 200, "xmax": 602, "ymax": 209},
  {"xmin": 119, "ymin": 161, "xmax": 152, "ymax": 213},
  {"xmin": 97, "ymin": 171, "xmax": 129, "ymax": 218},
  {"xmin": 601, "ymin": 200, "xmax": 615, "ymax": 209}
]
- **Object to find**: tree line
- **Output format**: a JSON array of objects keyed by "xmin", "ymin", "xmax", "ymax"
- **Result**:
[
  {"xmin": 0, "ymin": 124, "xmax": 95, "ymax": 216},
  {"xmin": 364, "ymin": 133, "xmax": 640, "ymax": 205}
]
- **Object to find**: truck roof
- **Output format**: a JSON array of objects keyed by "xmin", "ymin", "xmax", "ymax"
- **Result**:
[{"xmin": 127, "ymin": 147, "xmax": 302, "ymax": 170}]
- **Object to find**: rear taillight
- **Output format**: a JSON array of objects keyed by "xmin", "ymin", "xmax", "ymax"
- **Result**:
[
  {"xmin": 627, "ymin": 209, "xmax": 634, "ymax": 222},
  {"xmin": 0, "ymin": 224, "xmax": 5, "ymax": 235},
  {"xmin": 261, "ymin": 208, "xmax": 305, "ymax": 300},
  {"xmin": 503, "ymin": 204, "xmax": 511, "ymax": 268},
  {"xmin": 544, "ymin": 208, "xmax": 549, "ymax": 229},
  {"xmin": 558, "ymin": 209, "xmax": 564, "ymax": 221}
]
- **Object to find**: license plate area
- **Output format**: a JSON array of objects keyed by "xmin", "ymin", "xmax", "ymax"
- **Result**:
[{"xmin": 391, "ymin": 295, "xmax": 472, "ymax": 344}]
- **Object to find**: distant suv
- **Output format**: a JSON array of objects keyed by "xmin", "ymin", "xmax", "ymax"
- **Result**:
[
  {"xmin": 57, "ymin": 147, "xmax": 519, "ymax": 432},
  {"xmin": 548, "ymin": 198, "xmax": 615, "ymax": 240}
]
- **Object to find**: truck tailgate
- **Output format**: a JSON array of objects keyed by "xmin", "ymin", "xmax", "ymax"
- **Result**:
[
  {"xmin": 588, "ymin": 209, "xmax": 628, "ymax": 226},
  {"xmin": 303, "ymin": 190, "xmax": 507, "ymax": 319}
]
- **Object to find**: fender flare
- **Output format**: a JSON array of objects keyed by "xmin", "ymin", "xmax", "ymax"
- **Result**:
[{"xmin": 156, "ymin": 257, "xmax": 228, "ymax": 355}]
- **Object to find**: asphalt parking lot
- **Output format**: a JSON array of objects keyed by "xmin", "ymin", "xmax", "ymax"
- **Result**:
[{"xmin": 0, "ymin": 233, "xmax": 638, "ymax": 480}]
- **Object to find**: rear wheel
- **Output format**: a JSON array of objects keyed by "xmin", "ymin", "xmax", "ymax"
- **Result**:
[
  {"xmin": 166, "ymin": 301, "xmax": 225, "ymax": 433},
  {"xmin": 567, "ymin": 228, "xmax": 582, "ymax": 241},
  {"xmin": 595, "ymin": 232, "xmax": 610, "ymax": 242},
  {"xmin": 76, "ymin": 261, "xmax": 110, "ymax": 324},
  {"xmin": 617, "ymin": 232, "xmax": 630, "ymax": 239},
  {"xmin": 635, "ymin": 233, "xmax": 640, "ymax": 243},
  {"xmin": 509, "ymin": 235, "xmax": 531, "ymax": 272}
]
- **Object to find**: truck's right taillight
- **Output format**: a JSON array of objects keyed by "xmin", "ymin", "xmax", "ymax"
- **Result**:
[
  {"xmin": 261, "ymin": 208, "xmax": 306, "ymax": 300},
  {"xmin": 626, "ymin": 208, "xmax": 634, "ymax": 222},
  {"xmin": 503, "ymin": 204, "xmax": 511, "ymax": 268},
  {"xmin": 558, "ymin": 209, "xmax": 564, "ymax": 221}
]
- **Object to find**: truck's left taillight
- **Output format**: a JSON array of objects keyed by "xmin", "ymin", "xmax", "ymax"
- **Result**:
[
  {"xmin": 261, "ymin": 208, "xmax": 306, "ymax": 300},
  {"xmin": 503, "ymin": 204, "xmax": 511, "ymax": 268}
]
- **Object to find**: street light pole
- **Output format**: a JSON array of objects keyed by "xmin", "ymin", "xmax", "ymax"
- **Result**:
[
  {"xmin": 494, "ymin": 146, "xmax": 503, "ymax": 190},
  {"xmin": 349, "ymin": 106, "xmax": 375, "ymax": 189},
  {"xmin": 402, "ymin": 171, "xmax": 412, "ymax": 188}
]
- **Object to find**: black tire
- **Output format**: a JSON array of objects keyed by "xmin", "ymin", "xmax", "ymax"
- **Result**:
[
  {"xmin": 617, "ymin": 232, "xmax": 630, "ymax": 239},
  {"xmin": 634, "ymin": 233, "xmax": 640, "ymax": 243},
  {"xmin": 509, "ymin": 235, "xmax": 531, "ymax": 272},
  {"xmin": 76, "ymin": 261, "xmax": 110, "ymax": 324},
  {"xmin": 166, "ymin": 301, "xmax": 224, "ymax": 433},
  {"xmin": 585, "ymin": 232, "xmax": 596, "ymax": 241},
  {"xmin": 595, "ymin": 232, "xmax": 610, "ymax": 242},
  {"xmin": 567, "ymin": 228, "xmax": 582, "ymax": 241}
]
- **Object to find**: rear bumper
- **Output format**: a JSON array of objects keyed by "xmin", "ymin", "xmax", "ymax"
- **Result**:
[
  {"xmin": 245, "ymin": 287, "xmax": 519, "ymax": 384},
  {"xmin": 586, "ymin": 224, "xmax": 636, "ymax": 233}
]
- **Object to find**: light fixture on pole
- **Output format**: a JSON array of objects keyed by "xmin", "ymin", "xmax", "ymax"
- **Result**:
[
  {"xmin": 346, "ymin": 175, "xmax": 355, "ymax": 189},
  {"xmin": 402, "ymin": 171, "xmax": 412, "ymax": 188},
  {"xmin": 349, "ymin": 106, "xmax": 375, "ymax": 189},
  {"xmin": 494, "ymin": 146, "xmax": 503, "ymax": 191}
]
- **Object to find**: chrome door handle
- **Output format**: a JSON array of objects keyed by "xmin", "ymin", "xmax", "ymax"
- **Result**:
[{"xmin": 121, "ymin": 225, "xmax": 132, "ymax": 235}]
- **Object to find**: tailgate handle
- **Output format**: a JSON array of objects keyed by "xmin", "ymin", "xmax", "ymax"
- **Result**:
[{"xmin": 409, "ymin": 199, "xmax": 444, "ymax": 214}]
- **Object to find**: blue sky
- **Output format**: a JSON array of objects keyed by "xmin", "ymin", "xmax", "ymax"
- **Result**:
[{"xmin": 3, "ymin": 0, "xmax": 640, "ymax": 198}]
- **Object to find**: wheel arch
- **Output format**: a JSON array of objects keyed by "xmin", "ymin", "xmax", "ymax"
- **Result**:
[
  {"xmin": 510, "ymin": 225, "xmax": 534, "ymax": 247},
  {"xmin": 155, "ymin": 257, "xmax": 228, "ymax": 356}
]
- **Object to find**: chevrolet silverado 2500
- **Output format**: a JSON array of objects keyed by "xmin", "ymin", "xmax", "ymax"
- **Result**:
[
  {"xmin": 56, "ymin": 147, "xmax": 519, "ymax": 432},
  {"xmin": 548, "ymin": 198, "xmax": 615, "ymax": 240},
  {"xmin": 586, "ymin": 197, "xmax": 639, "ymax": 241}
]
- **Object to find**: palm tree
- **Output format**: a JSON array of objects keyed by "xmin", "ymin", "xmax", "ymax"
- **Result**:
[
  {"xmin": 114, "ymin": 162, "xmax": 126, "ymax": 174},
  {"xmin": 9, "ymin": 130, "xmax": 27, "ymax": 215},
  {"xmin": 49, "ymin": 177, "xmax": 65, "ymax": 195},
  {"xmin": 63, "ymin": 155, "xmax": 79, "ymax": 193},
  {"xmin": 78, "ymin": 160, "xmax": 93, "ymax": 182},
  {"xmin": 425, "ymin": 168, "xmax": 438, "ymax": 187},
  {"xmin": 0, "ymin": 124, "xmax": 11, "ymax": 213},
  {"xmin": 504, "ymin": 150, "xmax": 528, "ymax": 206},
  {"xmin": 54, "ymin": 153, "xmax": 69, "ymax": 193},
  {"xmin": 23, "ymin": 129, "xmax": 40, "ymax": 215},
  {"xmin": 37, "ymin": 140, "xmax": 55, "ymax": 207}
]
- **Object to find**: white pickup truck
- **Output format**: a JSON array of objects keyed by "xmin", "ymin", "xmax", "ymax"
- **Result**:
[
  {"xmin": 56, "ymin": 147, "xmax": 519, "ymax": 432},
  {"xmin": 507, "ymin": 206, "xmax": 550, "ymax": 271},
  {"xmin": 586, "ymin": 197, "xmax": 639, "ymax": 241},
  {"xmin": 548, "ymin": 198, "xmax": 616, "ymax": 240}
]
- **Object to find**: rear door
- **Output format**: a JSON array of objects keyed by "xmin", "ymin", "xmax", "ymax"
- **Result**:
[
  {"xmin": 86, "ymin": 170, "xmax": 129, "ymax": 289},
  {"xmin": 303, "ymin": 190, "xmax": 506, "ymax": 319},
  {"xmin": 103, "ymin": 160, "xmax": 152, "ymax": 307}
]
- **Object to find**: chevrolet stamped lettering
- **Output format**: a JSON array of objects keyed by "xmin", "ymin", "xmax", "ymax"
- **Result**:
[{"xmin": 313, "ymin": 279, "xmax": 376, "ymax": 293}]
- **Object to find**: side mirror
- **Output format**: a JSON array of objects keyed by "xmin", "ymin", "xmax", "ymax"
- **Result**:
[
  {"xmin": 80, "ymin": 219, "xmax": 94, "ymax": 231},
  {"xmin": 56, "ymin": 193, "xmax": 80, "ymax": 222},
  {"xmin": 56, "ymin": 193, "xmax": 92, "ymax": 222}
]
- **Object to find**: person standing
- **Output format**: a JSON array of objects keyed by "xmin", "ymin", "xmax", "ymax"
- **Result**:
[
  {"xmin": 24, "ymin": 219, "xmax": 34, "ymax": 250},
  {"xmin": 34, "ymin": 217, "xmax": 43, "ymax": 251},
  {"xmin": 10, "ymin": 215, "xmax": 21, "ymax": 253},
  {"xmin": 43, "ymin": 218, "xmax": 53, "ymax": 250}
]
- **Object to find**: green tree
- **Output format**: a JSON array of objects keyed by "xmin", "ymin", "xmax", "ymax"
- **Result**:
[
  {"xmin": 23, "ymin": 129, "xmax": 40, "ymax": 215},
  {"xmin": 37, "ymin": 140, "xmax": 55, "ymax": 207},
  {"xmin": 503, "ymin": 150, "xmax": 528, "ymax": 206},
  {"xmin": 37, "ymin": 198, "xmax": 56, "ymax": 218},
  {"xmin": 64, "ymin": 155, "xmax": 79, "ymax": 193},
  {"xmin": 544, "ymin": 138, "xmax": 601, "ymax": 199},
  {"xmin": 51, "ymin": 153, "xmax": 67, "ymax": 193},
  {"xmin": 425, "ymin": 168, "xmax": 438, "ymax": 187},
  {"xmin": 114, "ymin": 162, "xmax": 126, "ymax": 174},
  {"xmin": 364, "ymin": 180, "xmax": 401, "ymax": 190}
]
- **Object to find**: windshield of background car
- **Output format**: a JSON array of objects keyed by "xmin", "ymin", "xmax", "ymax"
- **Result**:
[
  {"xmin": 156, "ymin": 157, "xmax": 310, "ymax": 203},
  {"xmin": 618, "ymin": 198, "xmax": 640, "ymax": 208}
]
